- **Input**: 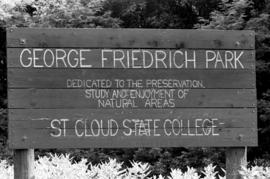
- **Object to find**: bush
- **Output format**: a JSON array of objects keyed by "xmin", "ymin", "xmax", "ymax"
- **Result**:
[
  {"xmin": 0, "ymin": 154, "xmax": 225, "ymax": 179},
  {"xmin": 1, "ymin": 153, "xmax": 270, "ymax": 179}
]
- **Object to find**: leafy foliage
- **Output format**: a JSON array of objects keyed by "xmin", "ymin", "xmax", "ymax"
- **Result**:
[
  {"xmin": 30, "ymin": 0, "xmax": 121, "ymax": 28},
  {"xmin": 198, "ymin": 0, "xmax": 255, "ymax": 30},
  {"xmin": 103, "ymin": 0, "xmax": 199, "ymax": 28},
  {"xmin": 0, "ymin": 159, "xmax": 13, "ymax": 179},
  {"xmin": 34, "ymin": 147, "xmax": 225, "ymax": 177},
  {"xmin": 239, "ymin": 165, "xmax": 270, "ymax": 179},
  {"xmin": 196, "ymin": 0, "xmax": 270, "ymax": 161},
  {"xmin": 0, "ymin": 154, "xmax": 227, "ymax": 179},
  {"xmin": 2, "ymin": 154, "xmax": 270, "ymax": 178},
  {"xmin": 0, "ymin": 0, "xmax": 121, "ymax": 28}
]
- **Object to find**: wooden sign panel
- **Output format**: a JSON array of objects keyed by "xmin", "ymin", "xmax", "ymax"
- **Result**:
[{"xmin": 7, "ymin": 28, "xmax": 257, "ymax": 149}]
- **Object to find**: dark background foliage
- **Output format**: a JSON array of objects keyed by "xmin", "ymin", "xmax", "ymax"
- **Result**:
[{"xmin": 1, "ymin": 0, "xmax": 270, "ymax": 176}]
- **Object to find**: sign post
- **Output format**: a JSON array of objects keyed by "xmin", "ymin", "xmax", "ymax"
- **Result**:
[
  {"xmin": 226, "ymin": 147, "xmax": 247, "ymax": 179},
  {"xmin": 14, "ymin": 149, "xmax": 34, "ymax": 179},
  {"xmin": 7, "ymin": 28, "xmax": 256, "ymax": 178}
]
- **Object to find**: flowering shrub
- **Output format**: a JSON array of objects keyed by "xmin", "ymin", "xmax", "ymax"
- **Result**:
[
  {"xmin": 0, "ymin": 154, "xmax": 270, "ymax": 178},
  {"xmin": 0, "ymin": 159, "xmax": 13, "ymax": 179},
  {"xmin": 239, "ymin": 165, "xmax": 270, "ymax": 179},
  {"xmin": 35, "ymin": 154, "xmax": 93, "ymax": 179}
]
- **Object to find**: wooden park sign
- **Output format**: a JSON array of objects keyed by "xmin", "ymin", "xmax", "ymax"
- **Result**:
[{"xmin": 7, "ymin": 28, "xmax": 257, "ymax": 149}]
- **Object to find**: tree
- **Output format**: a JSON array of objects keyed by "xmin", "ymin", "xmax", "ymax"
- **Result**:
[
  {"xmin": 197, "ymin": 0, "xmax": 254, "ymax": 30},
  {"xmin": 102, "ymin": 0, "xmax": 200, "ymax": 28},
  {"xmin": 0, "ymin": 0, "xmax": 122, "ymax": 28},
  {"xmin": 197, "ymin": 0, "xmax": 270, "ymax": 160}
]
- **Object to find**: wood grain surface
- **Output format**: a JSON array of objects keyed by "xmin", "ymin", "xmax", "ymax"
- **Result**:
[{"xmin": 7, "ymin": 28, "xmax": 257, "ymax": 148}]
